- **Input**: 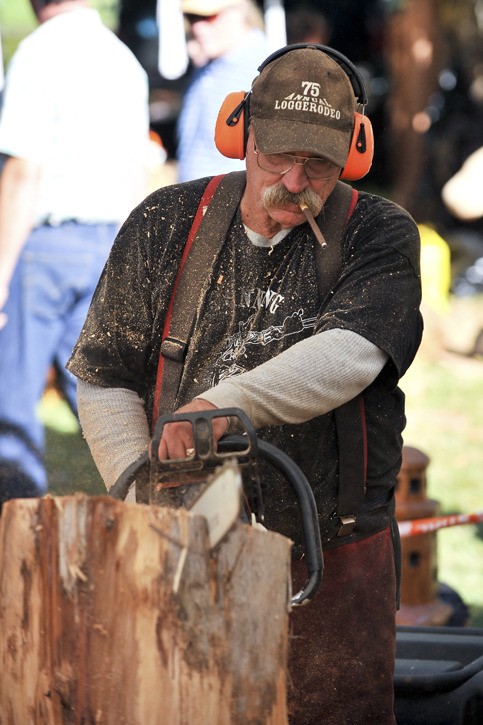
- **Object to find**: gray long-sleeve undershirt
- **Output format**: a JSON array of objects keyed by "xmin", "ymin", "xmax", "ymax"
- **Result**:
[{"xmin": 77, "ymin": 327, "xmax": 388, "ymax": 493}]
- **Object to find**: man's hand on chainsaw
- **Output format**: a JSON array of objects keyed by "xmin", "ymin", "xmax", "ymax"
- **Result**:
[{"xmin": 156, "ymin": 398, "xmax": 229, "ymax": 460}]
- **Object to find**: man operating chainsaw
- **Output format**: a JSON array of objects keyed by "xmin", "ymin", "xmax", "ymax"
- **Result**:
[{"xmin": 68, "ymin": 45, "xmax": 423, "ymax": 724}]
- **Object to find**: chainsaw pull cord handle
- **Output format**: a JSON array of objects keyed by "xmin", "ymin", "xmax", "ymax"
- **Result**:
[{"xmin": 218, "ymin": 435, "xmax": 324, "ymax": 606}]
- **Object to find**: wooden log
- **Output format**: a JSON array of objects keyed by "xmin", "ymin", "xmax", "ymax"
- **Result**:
[{"xmin": 0, "ymin": 495, "xmax": 291, "ymax": 724}]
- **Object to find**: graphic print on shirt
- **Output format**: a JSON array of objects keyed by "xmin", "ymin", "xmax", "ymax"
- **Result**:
[
  {"xmin": 176, "ymin": 222, "xmax": 322, "ymax": 403},
  {"xmin": 211, "ymin": 280, "xmax": 317, "ymax": 384}
]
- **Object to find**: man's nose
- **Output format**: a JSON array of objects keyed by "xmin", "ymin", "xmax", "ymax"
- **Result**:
[{"xmin": 281, "ymin": 162, "xmax": 310, "ymax": 194}]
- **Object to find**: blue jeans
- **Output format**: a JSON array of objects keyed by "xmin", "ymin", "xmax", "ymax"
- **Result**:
[{"xmin": 0, "ymin": 221, "xmax": 116, "ymax": 495}]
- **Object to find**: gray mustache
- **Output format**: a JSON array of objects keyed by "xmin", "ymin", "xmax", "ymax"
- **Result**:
[{"xmin": 261, "ymin": 184, "xmax": 322, "ymax": 216}]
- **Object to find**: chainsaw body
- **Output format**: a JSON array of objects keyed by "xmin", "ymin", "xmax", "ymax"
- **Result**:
[{"xmin": 110, "ymin": 408, "xmax": 323, "ymax": 605}]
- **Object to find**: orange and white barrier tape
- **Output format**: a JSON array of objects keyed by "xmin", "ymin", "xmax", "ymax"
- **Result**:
[{"xmin": 398, "ymin": 511, "xmax": 483, "ymax": 538}]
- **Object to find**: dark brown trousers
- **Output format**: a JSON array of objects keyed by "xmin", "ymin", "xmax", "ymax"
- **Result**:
[{"xmin": 288, "ymin": 528, "xmax": 397, "ymax": 724}]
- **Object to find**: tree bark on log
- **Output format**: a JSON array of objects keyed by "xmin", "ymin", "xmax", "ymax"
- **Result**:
[{"xmin": 0, "ymin": 495, "xmax": 292, "ymax": 724}]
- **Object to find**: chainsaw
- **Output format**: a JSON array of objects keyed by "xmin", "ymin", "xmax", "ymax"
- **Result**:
[{"xmin": 109, "ymin": 408, "xmax": 323, "ymax": 605}]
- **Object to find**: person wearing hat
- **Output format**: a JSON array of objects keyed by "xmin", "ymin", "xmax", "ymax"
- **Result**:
[
  {"xmin": 176, "ymin": 0, "xmax": 267, "ymax": 182},
  {"xmin": 68, "ymin": 46, "xmax": 422, "ymax": 723}
]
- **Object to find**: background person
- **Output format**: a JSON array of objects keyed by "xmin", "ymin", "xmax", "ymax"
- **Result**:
[
  {"xmin": 285, "ymin": 3, "xmax": 332, "ymax": 46},
  {"xmin": 441, "ymin": 145, "xmax": 483, "ymax": 297},
  {"xmin": 441, "ymin": 145, "xmax": 483, "ymax": 223},
  {"xmin": 176, "ymin": 0, "xmax": 267, "ymax": 182},
  {"xmin": 0, "ymin": 0, "xmax": 150, "ymax": 506},
  {"xmin": 68, "ymin": 45, "xmax": 422, "ymax": 723},
  {"xmin": 441, "ymin": 144, "xmax": 483, "ymax": 354}
]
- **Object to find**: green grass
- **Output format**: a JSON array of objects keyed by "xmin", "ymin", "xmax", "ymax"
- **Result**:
[{"xmin": 40, "ymin": 390, "xmax": 104, "ymax": 497}]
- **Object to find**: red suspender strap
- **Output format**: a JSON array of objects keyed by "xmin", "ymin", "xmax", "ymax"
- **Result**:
[
  {"xmin": 152, "ymin": 174, "xmax": 225, "ymax": 426},
  {"xmin": 347, "ymin": 187, "xmax": 359, "ymax": 221}
]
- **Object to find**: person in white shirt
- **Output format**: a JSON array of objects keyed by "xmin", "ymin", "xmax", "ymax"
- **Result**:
[
  {"xmin": 0, "ymin": 0, "xmax": 150, "ymax": 504},
  {"xmin": 176, "ymin": 0, "xmax": 268, "ymax": 182}
]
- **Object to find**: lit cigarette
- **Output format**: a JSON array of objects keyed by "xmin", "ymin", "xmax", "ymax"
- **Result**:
[{"xmin": 300, "ymin": 203, "xmax": 327, "ymax": 248}]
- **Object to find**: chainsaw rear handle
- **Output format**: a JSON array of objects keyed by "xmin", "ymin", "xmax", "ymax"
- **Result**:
[
  {"xmin": 109, "ymin": 408, "xmax": 257, "ymax": 501},
  {"xmin": 219, "ymin": 435, "xmax": 324, "ymax": 606},
  {"xmin": 151, "ymin": 407, "xmax": 258, "ymax": 466}
]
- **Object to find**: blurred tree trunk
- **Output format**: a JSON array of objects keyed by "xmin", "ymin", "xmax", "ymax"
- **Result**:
[
  {"xmin": 385, "ymin": 0, "xmax": 443, "ymax": 217},
  {"xmin": 0, "ymin": 495, "xmax": 291, "ymax": 724}
]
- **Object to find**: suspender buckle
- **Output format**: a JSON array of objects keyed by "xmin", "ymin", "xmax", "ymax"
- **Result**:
[
  {"xmin": 337, "ymin": 515, "xmax": 356, "ymax": 537},
  {"xmin": 160, "ymin": 337, "xmax": 187, "ymax": 363}
]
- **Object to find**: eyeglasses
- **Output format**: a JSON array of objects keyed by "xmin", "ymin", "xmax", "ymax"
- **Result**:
[
  {"xmin": 184, "ymin": 13, "xmax": 219, "ymax": 25},
  {"xmin": 253, "ymin": 146, "xmax": 340, "ymax": 180}
]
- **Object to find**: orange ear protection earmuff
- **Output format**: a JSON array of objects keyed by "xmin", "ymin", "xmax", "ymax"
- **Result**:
[
  {"xmin": 214, "ymin": 43, "xmax": 374, "ymax": 181},
  {"xmin": 215, "ymin": 91, "xmax": 250, "ymax": 161}
]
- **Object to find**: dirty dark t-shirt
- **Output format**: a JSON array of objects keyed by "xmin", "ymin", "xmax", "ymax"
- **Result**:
[{"xmin": 67, "ymin": 176, "xmax": 423, "ymax": 549}]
